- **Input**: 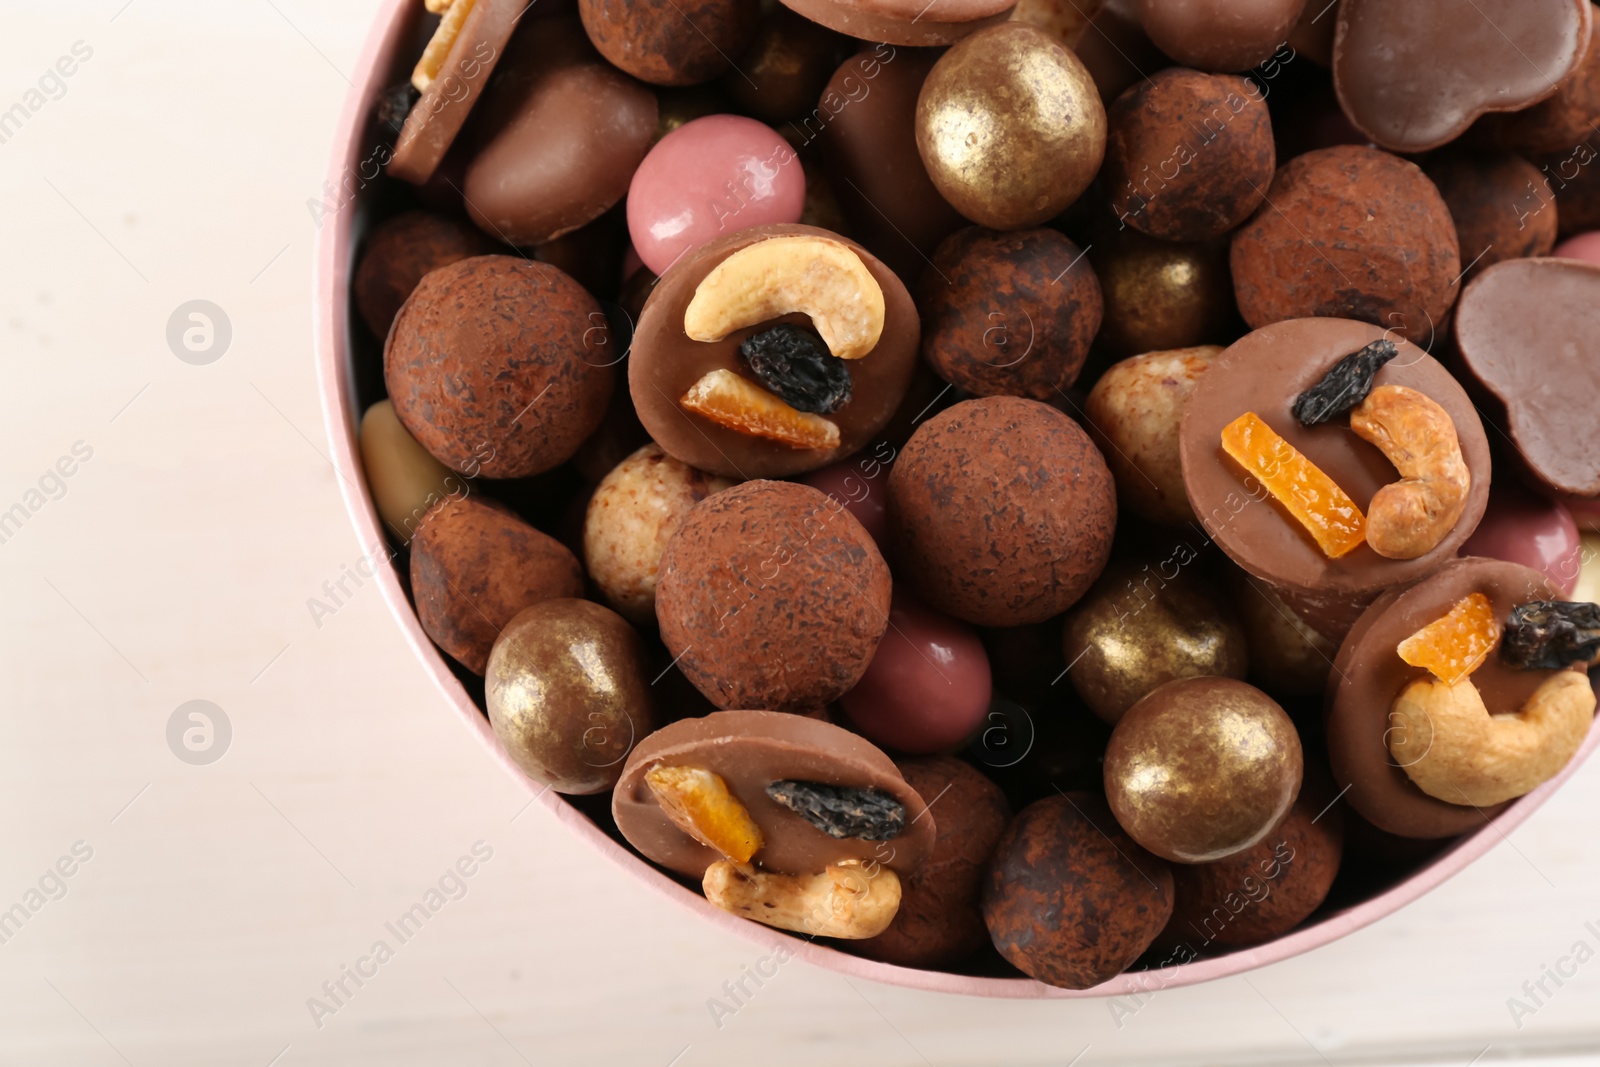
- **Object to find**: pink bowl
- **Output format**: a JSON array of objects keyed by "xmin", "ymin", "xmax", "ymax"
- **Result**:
[{"xmin": 315, "ymin": 0, "xmax": 1600, "ymax": 999}]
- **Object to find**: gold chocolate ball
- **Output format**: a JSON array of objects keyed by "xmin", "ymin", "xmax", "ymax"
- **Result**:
[
  {"xmin": 1063, "ymin": 560, "xmax": 1249, "ymax": 725},
  {"xmin": 1224, "ymin": 566, "xmax": 1337, "ymax": 697},
  {"xmin": 915, "ymin": 23, "xmax": 1107, "ymax": 230},
  {"xmin": 1104, "ymin": 676, "xmax": 1303, "ymax": 864},
  {"xmin": 486, "ymin": 599, "xmax": 657, "ymax": 795},
  {"xmin": 1090, "ymin": 227, "xmax": 1233, "ymax": 356}
]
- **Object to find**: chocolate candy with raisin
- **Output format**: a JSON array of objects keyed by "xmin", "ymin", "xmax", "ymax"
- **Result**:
[
  {"xmin": 1327, "ymin": 557, "xmax": 1595, "ymax": 838},
  {"xmin": 612, "ymin": 710, "xmax": 935, "ymax": 879},
  {"xmin": 1178, "ymin": 317, "xmax": 1491, "ymax": 642},
  {"xmin": 629, "ymin": 224, "xmax": 920, "ymax": 479}
]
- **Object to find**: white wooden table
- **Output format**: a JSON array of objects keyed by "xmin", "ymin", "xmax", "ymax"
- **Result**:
[{"xmin": 2, "ymin": 2, "xmax": 1598, "ymax": 1063}]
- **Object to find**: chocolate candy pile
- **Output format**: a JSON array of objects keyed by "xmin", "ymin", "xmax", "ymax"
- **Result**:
[{"xmin": 351, "ymin": 0, "xmax": 1600, "ymax": 988}]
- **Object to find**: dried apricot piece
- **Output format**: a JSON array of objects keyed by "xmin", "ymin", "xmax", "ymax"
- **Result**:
[
  {"xmin": 644, "ymin": 764, "xmax": 765, "ymax": 864},
  {"xmin": 680, "ymin": 369, "xmax": 841, "ymax": 450},
  {"xmin": 1220, "ymin": 412, "xmax": 1367, "ymax": 558},
  {"xmin": 1397, "ymin": 592, "xmax": 1498, "ymax": 685}
]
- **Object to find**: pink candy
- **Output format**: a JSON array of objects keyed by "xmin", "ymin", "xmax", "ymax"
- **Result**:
[
  {"xmin": 1553, "ymin": 231, "xmax": 1600, "ymax": 266},
  {"xmin": 840, "ymin": 597, "xmax": 992, "ymax": 754},
  {"xmin": 626, "ymin": 115, "xmax": 806, "ymax": 276},
  {"xmin": 1461, "ymin": 481, "xmax": 1581, "ymax": 595},
  {"xmin": 800, "ymin": 457, "xmax": 892, "ymax": 549}
]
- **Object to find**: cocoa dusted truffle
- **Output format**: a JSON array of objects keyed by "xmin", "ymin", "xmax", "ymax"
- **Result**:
[
  {"xmin": 1104, "ymin": 68, "xmax": 1275, "ymax": 242},
  {"xmin": 1230, "ymin": 146, "xmax": 1461, "ymax": 341},
  {"xmin": 888, "ymin": 397, "xmax": 1116, "ymax": 627},
  {"xmin": 982, "ymin": 792, "xmax": 1174, "ymax": 989},
  {"xmin": 385, "ymin": 256, "xmax": 615, "ymax": 478},
  {"xmin": 918, "ymin": 227, "xmax": 1102, "ymax": 400},
  {"xmin": 853, "ymin": 757, "xmax": 1011, "ymax": 968},
  {"xmin": 655, "ymin": 480, "xmax": 892, "ymax": 712},
  {"xmin": 1424, "ymin": 151, "xmax": 1557, "ymax": 283},
  {"xmin": 353, "ymin": 211, "xmax": 495, "ymax": 338},
  {"xmin": 410, "ymin": 496, "xmax": 585, "ymax": 674},
  {"xmin": 578, "ymin": 0, "xmax": 758, "ymax": 86},
  {"xmin": 1156, "ymin": 784, "xmax": 1343, "ymax": 953}
]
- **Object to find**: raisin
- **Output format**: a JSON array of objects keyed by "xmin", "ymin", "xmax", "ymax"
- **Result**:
[
  {"xmin": 766, "ymin": 780, "xmax": 905, "ymax": 841},
  {"xmin": 1292, "ymin": 339, "xmax": 1399, "ymax": 426},
  {"xmin": 1501, "ymin": 600, "xmax": 1600, "ymax": 670},
  {"xmin": 374, "ymin": 81, "xmax": 420, "ymax": 139},
  {"xmin": 739, "ymin": 324, "xmax": 852, "ymax": 415}
]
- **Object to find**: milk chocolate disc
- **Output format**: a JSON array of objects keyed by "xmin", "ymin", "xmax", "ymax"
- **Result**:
[
  {"xmin": 390, "ymin": 0, "xmax": 527, "ymax": 184},
  {"xmin": 1326, "ymin": 557, "xmax": 1572, "ymax": 838},
  {"xmin": 1332, "ymin": 0, "xmax": 1592, "ymax": 153},
  {"xmin": 629, "ymin": 224, "xmax": 920, "ymax": 479},
  {"xmin": 780, "ymin": 0, "xmax": 1015, "ymax": 46},
  {"xmin": 1179, "ymin": 318, "xmax": 1491, "ymax": 640},
  {"xmin": 612, "ymin": 710, "xmax": 936, "ymax": 878},
  {"xmin": 1455, "ymin": 257, "xmax": 1600, "ymax": 499}
]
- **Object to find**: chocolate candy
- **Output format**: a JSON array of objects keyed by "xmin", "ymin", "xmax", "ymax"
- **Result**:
[
  {"xmin": 578, "ymin": 0, "xmax": 758, "ymax": 86},
  {"xmin": 1088, "ymin": 229, "xmax": 1233, "ymax": 357},
  {"xmin": 409, "ymin": 496, "xmax": 585, "ymax": 674},
  {"xmin": 1327, "ymin": 557, "xmax": 1567, "ymax": 838},
  {"xmin": 725, "ymin": 6, "xmax": 843, "ymax": 123},
  {"xmin": 630, "ymin": 224, "xmax": 919, "ymax": 479},
  {"xmin": 889, "ymin": 397, "xmax": 1116, "ymax": 627},
  {"xmin": 626, "ymin": 116, "xmax": 806, "ymax": 276},
  {"xmin": 582, "ymin": 444, "xmax": 736, "ymax": 625},
  {"xmin": 1461, "ymin": 482, "xmax": 1582, "ymax": 598},
  {"xmin": 1424, "ymin": 151, "xmax": 1558, "ymax": 283},
  {"xmin": 817, "ymin": 46, "xmax": 965, "ymax": 285},
  {"xmin": 915, "ymin": 23, "xmax": 1106, "ymax": 230},
  {"xmin": 1178, "ymin": 318, "xmax": 1491, "ymax": 641},
  {"xmin": 1104, "ymin": 69, "xmax": 1274, "ymax": 242},
  {"xmin": 655, "ymin": 480, "xmax": 891, "ymax": 711},
  {"xmin": 1010, "ymin": 0, "xmax": 1103, "ymax": 50},
  {"xmin": 390, "ymin": 0, "xmax": 524, "ymax": 184},
  {"xmin": 1224, "ymin": 565, "xmax": 1338, "ymax": 698},
  {"xmin": 1333, "ymin": 0, "xmax": 1591, "ymax": 153},
  {"xmin": 1137, "ymin": 0, "xmax": 1308, "ymax": 73},
  {"xmin": 1062, "ymin": 561, "xmax": 1249, "ymax": 726},
  {"xmin": 358, "ymin": 400, "xmax": 464, "ymax": 544},
  {"xmin": 780, "ymin": 0, "xmax": 1016, "ymax": 47},
  {"xmin": 1482, "ymin": 16, "xmax": 1600, "ymax": 156},
  {"xmin": 799, "ymin": 457, "xmax": 892, "ymax": 549},
  {"xmin": 839, "ymin": 597, "xmax": 993, "ymax": 754},
  {"xmin": 918, "ymin": 227, "xmax": 1102, "ymax": 399},
  {"xmin": 1105, "ymin": 677, "xmax": 1302, "ymax": 864},
  {"xmin": 486, "ymin": 598, "xmax": 656, "ymax": 794},
  {"xmin": 612, "ymin": 710, "xmax": 935, "ymax": 877},
  {"xmin": 462, "ymin": 20, "xmax": 657, "ymax": 247},
  {"xmin": 1085, "ymin": 345, "xmax": 1220, "ymax": 526},
  {"xmin": 1156, "ymin": 782, "xmax": 1343, "ymax": 953},
  {"xmin": 1230, "ymin": 146, "xmax": 1460, "ymax": 342},
  {"xmin": 385, "ymin": 256, "xmax": 615, "ymax": 478},
  {"xmin": 353, "ymin": 211, "xmax": 495, "ymax": 338},
  {"xmin": 982, "ymin": 792, "xmax": 1174, "ymax": 989},
  {"xmin": 854, "ymin": 756, "xmax": 1011, "ymax": 968},
  {"xmin": 1455, "ymin": 257, "xmax": 1600, "ymax": 498},
  {"xmin": 1074, "ymin": 3, "xmax": 1169, "ymax": 104}
]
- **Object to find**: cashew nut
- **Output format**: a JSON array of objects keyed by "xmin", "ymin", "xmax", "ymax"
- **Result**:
[
  {"xmin": 413, "ymin": 0, "xmax": 476, "ymax": 91},
  {"xmin": 683, "ymin": 237, "xmax": 885, "ymax": 360},
  {"xmin": 1350, "ymin": 384, "xmax": 1470, "ymax": 560},
  {"xmin": 1388, "ymin": 670, "xmax": 1595, "ymax": 807},
  {"xmin": 702, "ymin": 859, "xmax": 901, "ymax": 939}
]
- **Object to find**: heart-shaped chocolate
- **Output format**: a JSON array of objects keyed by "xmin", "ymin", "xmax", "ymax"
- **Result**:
[
  {"xmin": 1455, "ymin": 257, "xmax": 1600, "ymax": 498},
  {"xmin": 1333, "ymin": 0, "xmax": 1592, "ymax": 153}
]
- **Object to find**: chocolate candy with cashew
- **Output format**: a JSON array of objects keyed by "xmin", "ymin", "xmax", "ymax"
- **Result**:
[
  {"xmin": 1328, "ymin": 557, "xmax": 1598, "ymax": 839},
  {"xmin": 612, "ymin": 711, "xmax": 935, "ymax": 938},
  {"xmin": 629, "ymin": 224, "xmax": 921, "ymax": 479}
]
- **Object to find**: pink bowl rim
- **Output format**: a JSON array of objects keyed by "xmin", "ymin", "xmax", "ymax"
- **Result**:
[{"xmin": 312, "ymin": 0, "xmax": 1600, "ymax": 999}]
